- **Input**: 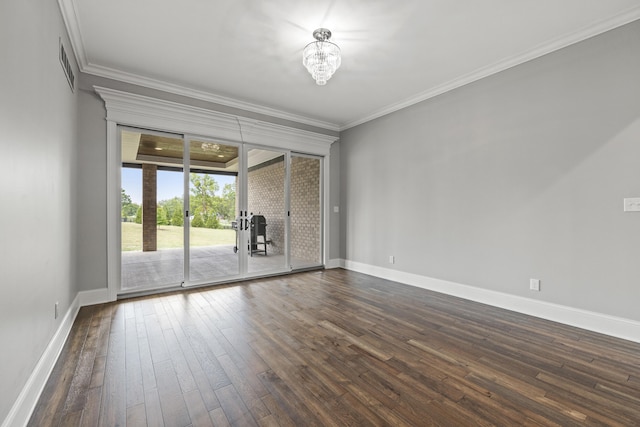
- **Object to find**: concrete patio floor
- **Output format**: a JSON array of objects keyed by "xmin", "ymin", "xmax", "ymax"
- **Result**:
[{"xmin": 121, "ymin": 245, "xmax": 313, "ymax": 292}]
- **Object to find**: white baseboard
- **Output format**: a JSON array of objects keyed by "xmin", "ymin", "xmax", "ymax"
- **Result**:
[
  {"xmin": 2, "ymin": 295, "xmax": 81, "ymax": 427},
  {"xmin": 78, "ymin": 287, "xmax": 111, "ymax": 306},
  {"xmin": 325, "ymin": 258, "xmax": 344, "ymax": 269},
  {"xmin": 342, "ymin": 259, "xmax": 640, "ymax": 344},
  {"xmin": 2, "ymin": 287, "xmax": 111, "ymax": 427}
]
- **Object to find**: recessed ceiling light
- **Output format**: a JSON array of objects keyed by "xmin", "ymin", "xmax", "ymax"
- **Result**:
[
  {"xmin": 218, "ymin": 155, "xmax": 224, "ymax": 158},
  {"xmin": 154, "ymin": 147, "xmax": 163, "ymax": 151}
]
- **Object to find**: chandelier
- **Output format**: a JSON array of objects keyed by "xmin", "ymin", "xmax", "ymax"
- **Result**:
[{"xmin": 302, "ymin": 28, "xmax": 341, "ymax": 85}]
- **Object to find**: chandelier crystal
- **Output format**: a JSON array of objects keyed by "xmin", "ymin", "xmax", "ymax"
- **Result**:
[{"xmin": 302, "ymin": 28, "xmax": 341, "ymax": 85}]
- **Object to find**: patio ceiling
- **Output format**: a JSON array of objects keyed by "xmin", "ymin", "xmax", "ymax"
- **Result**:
[{"xmin": 121, "ymin": 130, "xmax": 281, "ymax": 172}]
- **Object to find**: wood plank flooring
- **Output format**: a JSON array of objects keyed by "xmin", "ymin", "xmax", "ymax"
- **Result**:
[{"xmin": 30, "ymin": 269, "xmax": 640, "ymax": 426}]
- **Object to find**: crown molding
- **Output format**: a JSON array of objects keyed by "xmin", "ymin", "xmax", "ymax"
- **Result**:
[
  {"xmin": 94, "ymin": 86, "xmax": 337, "ymax": 155},
  {"xmin": 57, "ymin": 0, "xmax": 88, "ymax": 69},
  {"xmin": 339, "ymin": 6, "xmax": 640, "ymax": 131},
  {"xmin": 59, "ymin": 0, "xmax": 640, "ymax": 133},
  {"xmin": 85, "ymin": 63, "xmax": 342, "ymax": 132}
]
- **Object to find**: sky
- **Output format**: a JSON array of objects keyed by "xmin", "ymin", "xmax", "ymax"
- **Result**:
[{"xmin": 122, "ymin": 168, "xmax": 236, "ymax": 204}]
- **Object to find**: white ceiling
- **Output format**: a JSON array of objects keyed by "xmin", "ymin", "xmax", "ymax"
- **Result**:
[{"xmin": 60, "ymin": 0, "xmax": 640, "ymax": 131}]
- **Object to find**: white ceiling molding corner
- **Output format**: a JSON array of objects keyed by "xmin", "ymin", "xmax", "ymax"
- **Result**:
[
  {"xmin": 340, "ymin": 5, "xmax": 640, "ymax": 131},
  {"xmin": 96, "ymin": 85, "xmax": 245, "ymax": 142},
  {"xmin": 95, "ymin": 86, "xmax": 337, "ymax": 156},
  {"xmin": 57, "ymin": 0, "xmax": 88, "ymax": 69}
]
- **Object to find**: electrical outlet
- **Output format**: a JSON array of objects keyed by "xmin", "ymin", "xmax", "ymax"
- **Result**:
[
  {"xmin": 389, "ymin": 255, "xmax": 395, "ymax": 264},
  {"xmin": 529, "ymin": 279, "xmax": 540, "ymax": 291},
  {"xmin": 624, "ymin": 198, "xmax": 640, "ymax": 212},
  {"xmin": 55, "ymin": 302, "xmax": 59, "ymax": 319}
]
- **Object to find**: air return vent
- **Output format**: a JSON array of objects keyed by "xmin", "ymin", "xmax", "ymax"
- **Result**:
[{"xmin": 59, "ymin": 38, "xmax": 75, "ymax": 92}]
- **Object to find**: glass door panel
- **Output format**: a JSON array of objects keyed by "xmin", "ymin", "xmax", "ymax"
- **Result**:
[
  {"xmin": 120, "ymin": 128, "xmax": 184, "ymax": 291},
  {"xmin": 188, "ymin": 139, "xmax": 240, "ymax": 283},
  {"xmin": 246, "ymin": 147, "xmax": 288, "ymax": 275},
  {"xmin": 290, "ymin": 155, "xmax": 323, "ymax": 269}
]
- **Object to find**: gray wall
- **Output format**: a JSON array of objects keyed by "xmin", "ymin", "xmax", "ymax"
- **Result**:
[
  {"xmin": 340, "ymin": 21, "xmax": 640, "ymax": 321},
  {"xmin": 0, "ymin": 0, "xmax": 78, "ymax": 422},
  {"xmin": 329, "ymin": 141, "xmax": 341, "ymax": 261},
  {"xmin": 76, "ymin": 89, "xmax": 109, "ymax": 291}
]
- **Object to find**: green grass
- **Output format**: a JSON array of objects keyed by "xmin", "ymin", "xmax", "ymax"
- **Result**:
[{"xmin": 122, "ymin": 222, "xmax": 235, "ymax": 251}]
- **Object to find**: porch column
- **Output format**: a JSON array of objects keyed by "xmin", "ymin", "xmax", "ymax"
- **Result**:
[{"xmin": 142, "ymin": 164, "xmax": 157, "ymax": 251}]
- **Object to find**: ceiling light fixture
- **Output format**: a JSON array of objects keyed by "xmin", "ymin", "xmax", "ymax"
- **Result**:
[
  {"xmin": 303, "ymin": 28, "xmax": 341, "ymax": 86},
  {"xmin": 201, "ymin": 142, "xmax": 220, "ymax": 151}
]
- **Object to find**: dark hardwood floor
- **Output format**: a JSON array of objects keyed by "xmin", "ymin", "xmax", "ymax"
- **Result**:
[{"xmin": 30, "ymin": 269, "xmax": 640, "ymax": 426}]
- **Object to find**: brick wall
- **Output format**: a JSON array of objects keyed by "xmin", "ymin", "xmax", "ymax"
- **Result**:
[
  {"xmin": 246, "ymin": 155, "xmax": 321, "ymax": 263},
  {"xmin": 290, "ymin": 156, "xmax": 321, "ymax": 264}
]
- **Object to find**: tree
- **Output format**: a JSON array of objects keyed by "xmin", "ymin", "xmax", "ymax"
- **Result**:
[
  {"xmin": 191, "ymin": 212, "xmax": 205, "ymax": 228},
  {"xmin": 135, "ymin": 205, "xmax": 142, "ymax": 224},
  {"xmin": 220, "ymin": 183, "xmax": 236, "ymax": 221},
  {"xmin": 121, "ymin": 189, "xmax": 139, "ymax": 219},
  {"xmin": 206, "ymin": 215, "xmax": 220, "ymax": 229},
  {"xmin": 159, "ymin": 197, "xmax": 183, "ymax": 226},
  {"xmin": 157, "ymin": 206, "xmax": 168, "ymax": 225},
  {"xmin": 121, "ymin": 188, "xmax": 132, "ymax": 205},
  {"xmin": 190, "ymin": 173, "xmax": 219, "ymax": 228},
  {"xmin": 171, "ymin": 208, "xmax": 184, "ymax": 226}
]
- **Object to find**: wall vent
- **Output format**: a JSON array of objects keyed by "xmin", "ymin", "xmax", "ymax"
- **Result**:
[{"xmin": 59, "ymin": 38, "xmax": 75, "ymax": 92}]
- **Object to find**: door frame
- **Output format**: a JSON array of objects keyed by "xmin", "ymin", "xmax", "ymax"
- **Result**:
[{"xmin": 100, "ymin": 86, "xmax": 337, "ymax": 300}]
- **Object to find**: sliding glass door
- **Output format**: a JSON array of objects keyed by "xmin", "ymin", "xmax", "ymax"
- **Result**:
[{"xmin": 119, "ymin": 127, "xmax": 323, "ymax": 294}]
